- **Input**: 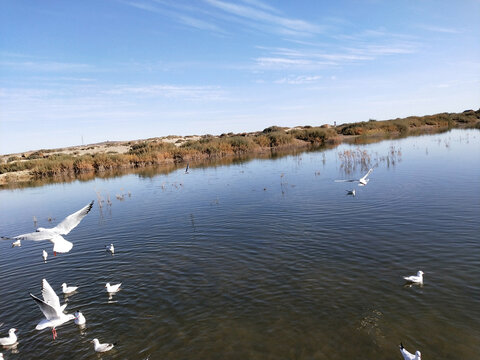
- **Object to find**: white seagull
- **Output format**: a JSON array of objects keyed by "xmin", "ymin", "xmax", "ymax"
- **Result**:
[
  {"xmin": 335, "ymin": 168, "xmax": 373, "ymax": 186},
  {"xmin": 105, "ymin": 243, "xmax": 114, "ymax": 254},
  {"xmin": 62, "ymin": 283, "xmax": 78, "ymax": 295},
  {"xmin": 11, "ymin": 239, "xmax": 21, "ymax": 247},
  {"xmin": 74, "ymin": 311, "xmax": 86, "ymax": 326},
  {"xmin": 30, "ymin": 279, "xmax": 75, "ymax": 339},
  {"xmin": 105, "ymin": 282, "xmax": 122, "ymax": 293},
  {"xmin": 0, "ymin": 352, "xmax": 3, "ymax": 359},
  {"xmin": 42, "ymin": 250, "xmax": 48, "ymax": 263},
  {"xmin": 9, "ymin": 201, "xmax": 94, "ymax": 255},
  {"xmin": 403, "ymin": 270, "xmax": 424, "ymax": 284},
  {"xmin": 92, "ymin": 338, "xmax": 116, "ymax": 352},
  {"xmin": 399, "ymin": 342, "xmax": 421, "ymax": 360},
  {"xmin": 0, "ymin": 328, "xmax": 17, "ymax": 346}
]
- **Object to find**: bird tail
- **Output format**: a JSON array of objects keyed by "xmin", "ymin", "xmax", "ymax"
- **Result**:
[{"xmin": 400, "ymin": 342, "xmax": 404, "ymax": 350}]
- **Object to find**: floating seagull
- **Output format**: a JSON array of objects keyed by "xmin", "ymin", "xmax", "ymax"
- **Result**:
[
  {"xmin": 74, "ymin": 311, "xmax": 86, "ymax": 326},
  {"xmin": 185, "ymin": 162, "xmax": 189, "ymax": 174},
  {"xmin": 92, "ymin": 338, "xmax": 116, "ymax": 352},
  {"xmin": 399, "ymin": 342, "xmax": 421, "ymax": 360},
  {"xmin": 0, "ymin": 328, "xmax": 17, "ymax": 346},
  {"xmin": 335, "ymin": 168, "xmax": 373, "ymax": 186},
  {"xmin": 403, "ymin": 270, "xmax": 424, "ymax": 284},
  {"xmin": 11, "ymin": 239, "xmax": 21, "ymax": 247},
  {"xmin": 30, "ymin": 279, "xmax": 75, "ymax": 340},
  {"xmin": 8, "ymin": 201, "xmax": 94, "ymax": 255},
  {"xmin": 42, "ymin": 250, "xmax": 48, "ymax": 263},
  {"xmin": 346, "ymin": 189, "xmax": 356, "ymax": 196},
  {"xmin": 62, "ymin": 283, "xmax": 78, "ymax": 295},
  {"xmin": 0, "ymin": 352, "xmax": 3, "ymax": 360},
  {"xmin": 105, "ymin": 243, "xmax": 114, "ymax": 254},
  {"xmin": 105, "ymin": 282, "xmax": 122, "ymax": 293}
]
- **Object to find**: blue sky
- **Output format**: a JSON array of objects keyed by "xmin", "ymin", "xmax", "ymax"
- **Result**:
[{"xmin": 1, "ymin": 0, "xmax": 479, "ymax": 154}]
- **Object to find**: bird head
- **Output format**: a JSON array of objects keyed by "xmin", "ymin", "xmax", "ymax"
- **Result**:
[
  {"xmin": 105, "ymin": 283, "xmax": 110, "ymax": 287},
  {"xmin": 415, "ymin": 350, "xmax": 421, "ymax": 359},
  {"xmin": 418, "ymin": 271, "xmax": 424, "ymax": 276},
  {"xmin": 9, "ymin": 328, "xmax": 16, "ymax": 334}
]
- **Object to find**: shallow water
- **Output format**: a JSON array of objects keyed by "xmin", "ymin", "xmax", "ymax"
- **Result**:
[{"xmin": 0, "ymin": 129, "xmax": 479, "ymax": 359}]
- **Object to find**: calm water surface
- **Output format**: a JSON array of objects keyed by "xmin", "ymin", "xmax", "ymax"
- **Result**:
[{"xmin": 0, "ymin": 129, "xmax": 479, "ymax": 359}]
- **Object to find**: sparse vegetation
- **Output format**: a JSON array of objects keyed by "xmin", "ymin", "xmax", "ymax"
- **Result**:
[{"xmin": 0, "ymin": 109, "xmax": 478, "ymax": 186}]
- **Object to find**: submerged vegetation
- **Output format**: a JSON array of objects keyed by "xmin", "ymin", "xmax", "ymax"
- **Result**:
[{"xmin": 1, "ymin": 109, "xmax": 479, "ymax": 186}]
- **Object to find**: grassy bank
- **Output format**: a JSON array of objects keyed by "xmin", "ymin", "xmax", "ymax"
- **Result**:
[{"xmin": 1, "ymin": 109, "xmax": 479, "ymax": 186}]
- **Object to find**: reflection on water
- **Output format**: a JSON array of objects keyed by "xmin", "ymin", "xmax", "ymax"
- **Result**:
[{"xmin": 0, "ymin": 129, "xmax": 479, "ymax": 359}]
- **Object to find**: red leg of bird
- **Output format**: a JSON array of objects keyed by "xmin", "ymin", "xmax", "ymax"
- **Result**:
[
  {"xmin": 54, "ymin": 251, "xmax": 57, "ymax": 256},
  {"xmin": 52, "ymin": 327, "xmax": 57, "ymax": 340}
]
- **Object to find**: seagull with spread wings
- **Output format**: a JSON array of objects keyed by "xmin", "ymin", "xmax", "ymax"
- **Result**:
[
  {"xmin": 7, "ymin": 201, "xmax": 94, "ymax": 255},
  {"xmin": 30, "ymin": 279, "xmax": 75, "ymax": 339},
  {"xmin": 335, "ymin": 168, "xmax": 374, "ymax": 186}
]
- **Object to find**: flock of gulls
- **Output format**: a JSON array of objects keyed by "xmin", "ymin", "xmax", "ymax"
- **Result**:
[
  {"xmin": 0, "ymin": 165, "xmax": 426, "ymax": 359},
  {"xmin": 335, "ymin": 167, "xmax": 424, "ymax": 359},
  {"xmin": 1, "ymin": 200, "xmax": 120, "ymax": 356}
]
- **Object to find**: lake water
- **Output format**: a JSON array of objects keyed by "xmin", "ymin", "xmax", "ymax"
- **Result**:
[{"xmin": 0, "ymin": 129, "xmax": 479, "ymax": 360}]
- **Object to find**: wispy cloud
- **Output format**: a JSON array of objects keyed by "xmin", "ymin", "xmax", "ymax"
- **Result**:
[
  {"xmin": 1, "ymin": 61, "xmax": 93, "ymax": 72},
  {"xmin": 417, "ymin": 25, "xmax": 463, "ymax": 34},
  {"xmin": 274, "ymin": 75, "xmax": 322, "ymax": 85},
  {"xmin": 102, "ymin": 84, "xmax": 226, "ymax": 100},
  {"xmin": 204, "ymin": 0, "xmax": 325, "ymax": 36}
]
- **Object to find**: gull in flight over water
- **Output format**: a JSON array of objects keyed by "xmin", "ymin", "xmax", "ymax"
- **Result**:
[
  {"xmin": 399, "ymin": 342, "xmax": 421, "ymax": 360},
  {"xmin": 335, "ymin": 168, "xmax": 373, "ymax": 186},
  {"xmin": 61, "ymin": 283, "xmax": 78, "ymax": 295},
  {"xmin": 30, "ymin": 279, "xmax": 75, "ymax": 340},
  {"xmin": 92, "ymin": 338, "xmax": 116, "ymax": 352},
  {"xmin": 403, "ymin": 270, "xmax": 424, "ymax": 285},
  {"xmin": 7, "ymin": 201, "xmax": 94, "ymax": 255},
  {"xmin": 0, "ymin": 328, "xmax": 17, "ymax": 346}
]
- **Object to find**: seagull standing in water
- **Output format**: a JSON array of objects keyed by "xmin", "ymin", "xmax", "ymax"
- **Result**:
[
  {"xmin": 74, "ymin": 311, "xmax": 86, "ymax": 326},
  {"xmin": 105, "ymin": 283, "xmax": 122, "ymax": 293},
  {"xmin": 7, "ymin": 201, "xmax": 94, "ymax": 255},
  {"xmin": 11, "ymin": 239, "xmax": 21, "ymax": 247},
  {"xmin": 335, "ymin": 168, "xmax": 374, "ymax": 186},
  {"xmin": 399, "ymin": 342, "xmax": 421, "ymax": 360},
  {"xmin": 403, "ymin": 270, "xmax": 424, "ymax": 285},
  {"xmin": 61, "ymin": 283, "xmax": 78, "ymax": 295},
  {"xmin": 30, "ymin": 279, "xmax": 75, "ymax": 340},
  {"xmin": 105, "ymin": 243, "xmax": 114, "ymax": 254},
  {"xmin": 92, "ymin": 338, "xmax": 116, "ymax": 352},
  {"xmin": 0, "ymin": 328, "xmax": 17, "ymax": 346}
]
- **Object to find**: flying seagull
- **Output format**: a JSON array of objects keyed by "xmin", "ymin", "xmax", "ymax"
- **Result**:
[
  {"xmin": 399, "ymin": 342, "xmax": 421, "ymax": 360},
  {"xmin": 403, "ymin": 270, "xmax": 424, "ymax": 285},
  {"xmin": 92, "ymin": 338, "xmax": 116, "ymax": 352},
  {"xmin": 8, "ymin": 201, "xmax": 94, "ymax": 255},
  {"xmin": 30, "ymin": 279, "xmax": 75, "ymax": 339},
  {"xmin": 335, "ymin": 168, "xmax": 373, "ymax": 186}
]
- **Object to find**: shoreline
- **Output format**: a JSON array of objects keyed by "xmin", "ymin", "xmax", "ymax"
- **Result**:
[{"xmin": 1, "ymin": 109, "xmax": 479, "ymax": 188}]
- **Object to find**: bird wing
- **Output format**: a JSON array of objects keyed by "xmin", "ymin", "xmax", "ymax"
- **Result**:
[
  {"xmin": 50, "ymin": 234, "xmax": 73, "ymax": 253},
  {"xmin": 51, "ymin": 201, "xmax": 94, "ymax": 235},
  {"xmin": 41, "ymin": 279, "xmax": 62, "ymax": 311},
  {"xmin": 13, "ymin": 231, "xmax": 52, "ymax": 241},
  {"xmin": 400, "ymin": 347, "xmax": 415, "ymax": 360},
  {"xmin": 360, "ymin": 168, "xmax": 373, "ymax": 181},
  {"xmin": 334, "ymin": 179, "xmax": 357, "ymax": 182},
  {"xmin": 30, "ymin": 293, "xmax": 60, "ymax": 320}
]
